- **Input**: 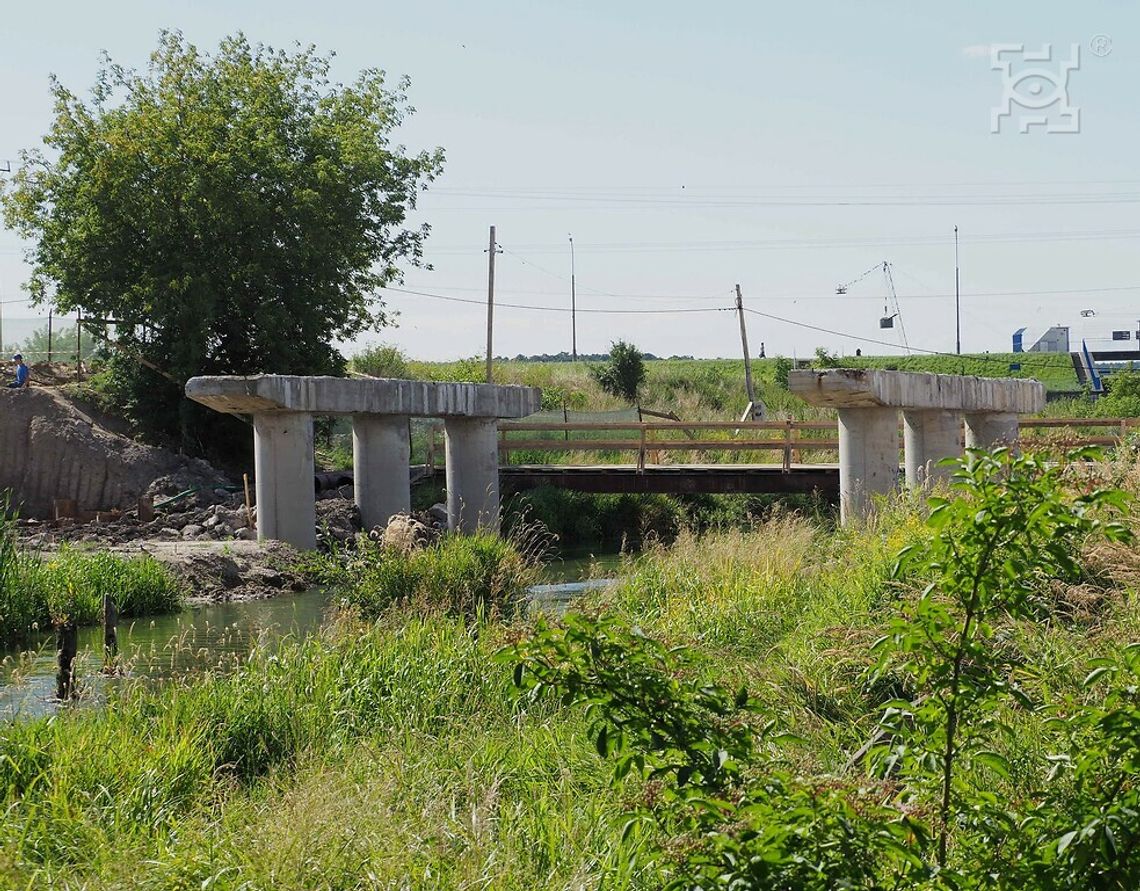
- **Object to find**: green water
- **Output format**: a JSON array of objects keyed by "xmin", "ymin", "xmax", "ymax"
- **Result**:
[
  {"xmin": 0, "ymin": 590, "xmax": 331, "ymax": 720},
  {"xmin": 0, "ymin": 550, "xmax": 626, "ymax": 720},
  {"xmin": 540, "ymin": 547, "xmax": 626, "ymax": 582}
]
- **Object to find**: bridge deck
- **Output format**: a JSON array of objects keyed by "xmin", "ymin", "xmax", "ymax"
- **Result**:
[{"xmin": 499, "ymin": 463, "xmax": 842, "ymax": 496}]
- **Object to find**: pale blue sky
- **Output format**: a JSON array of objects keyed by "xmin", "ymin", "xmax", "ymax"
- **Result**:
[{"xmin": 2, "ymin": 1, "xmax": 1138, "ymax": 360}]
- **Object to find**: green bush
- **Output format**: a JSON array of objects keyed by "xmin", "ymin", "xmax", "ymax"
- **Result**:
[
  {"xmin": 330, "ymin": 533, "xmax": 538, "ymax": 619},
  {"xmin": 589, "ymin": 341, "xmax": 645, "ymax": 403},
  {"xmin": 0, "ymin": 522, "xmax": 183, "ymax": 643},
  {"xmin": 504, "ymin": 449, "xmax": 1140, "ymax": 888},
  {"xmin": 350, "ymin": 344, "xmax": 411, "ymax": 379},
  {"xmin": 505, "ymin": 487, "xmax": 685, "ymax": 547}
]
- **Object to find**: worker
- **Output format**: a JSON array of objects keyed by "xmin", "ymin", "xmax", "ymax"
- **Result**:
[{"xmin": 7, "ymin": 354, "xmax": 29, "ymax": 389}]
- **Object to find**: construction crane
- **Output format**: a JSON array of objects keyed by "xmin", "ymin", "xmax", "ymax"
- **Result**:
[{"xmin": 835, "ymin": 260, "xmax": 910, "ymax": 353}]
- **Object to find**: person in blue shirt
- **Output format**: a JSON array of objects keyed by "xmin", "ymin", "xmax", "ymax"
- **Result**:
[{"xmin": 7, "ymin": 355, "xmax": 29, "ymax": 389}]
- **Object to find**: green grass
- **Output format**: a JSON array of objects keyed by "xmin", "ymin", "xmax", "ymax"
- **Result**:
[
  {"xmin": 318, "ymin": 532, "xmax": 541, "ymax": 618},
  {"xmin": 0, "ymin": 476, "xmax": 1135, "ymax": 887},
  {"xmin": 0, "ymin": 510, "xmax": 183, "ymax": 643}
]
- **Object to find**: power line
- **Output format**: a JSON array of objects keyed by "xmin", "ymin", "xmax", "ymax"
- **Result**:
[
  {"xmin": 381, "ymin": 286, "xmax": 731, "ymax": 315},
  {"xmin": 741, "ymin": 307, "xmax": 1070, "ymax": 369},
  {"xmin": 392, "ymin": 281, "xmax": 1140, "ymax": 302},
  {"xmin": 423, "ymin": 227, "xmax": 1140, "ymax": 256}
]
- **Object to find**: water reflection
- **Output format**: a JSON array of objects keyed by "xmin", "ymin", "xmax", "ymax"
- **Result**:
[{"xmin": 0, "ymin": 589, "xmax": 331, "ymax": 720}]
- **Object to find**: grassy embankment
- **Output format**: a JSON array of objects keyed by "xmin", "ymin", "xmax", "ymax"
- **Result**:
[
  {"xmin": 0, "ymin": 511, "xmax": 183, "ymax": 645},
  {"xmin": 1, "ymin": 447, "xmax": 1138, "ymax": 887}
]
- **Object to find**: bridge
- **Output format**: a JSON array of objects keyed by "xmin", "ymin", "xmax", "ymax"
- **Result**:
[
  {"xmin": 187, "ymin": 370, "xmax": 1137, "ymax": 549},
  {"xmin": 420, "ymin": 415, "xmax": 1140, "ymax": 500}
]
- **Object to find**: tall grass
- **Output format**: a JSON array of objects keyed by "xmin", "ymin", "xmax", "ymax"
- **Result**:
[
  {"xmin": 0, "ymin": 612, "xmax": 627, "ymax": 889},
  {"xmin": 0, "ymin": 508, "xmax": 183, "ymax": 643},
  {"xmin": 320, "ymin": 532, "xmax": 541, "ymax": 618},
  {"xmin": 0, "ymin": 478, "xmax": 1135, "ymax": 888}
]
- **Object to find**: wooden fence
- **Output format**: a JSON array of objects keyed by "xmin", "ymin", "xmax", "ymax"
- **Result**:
[{"xmin": 422, "ymin": 418, "xmax": 1140, "ymax": 474}]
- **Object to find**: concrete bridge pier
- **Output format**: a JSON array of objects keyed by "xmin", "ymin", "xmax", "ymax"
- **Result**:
[
  {"xmin": 964, "ymin": 411, "xmax": 1020, "ymax": 450},
  {"xmin": 444, "ymin": 418, "xmax": 500, "ymax": 532},
  {"xmin": 902, "ymin": 409, "xmax": 962, "ymax": 488},
  {"xmin": 352, "ymin": 414, "xmax": 410, "ymax": 531},
  {"xmin": 837, "ymin": 406, "xmax": 899, "ymax": 524},
  {"xmin": 790, "ymin": 369, "xmax": 1045, "ymax": 525},
  {"xmin": 186, "ymin": 375, "xmax": 540, "ymax": 550},
  {"xmin": 253, "ymin": 412, "xmax": 317, "ymax": 550}
]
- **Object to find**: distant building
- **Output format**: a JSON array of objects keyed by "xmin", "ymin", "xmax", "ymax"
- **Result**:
[{"xmin": 1012, "ymin": 326, "xmax": 1070, "ymax": 353}]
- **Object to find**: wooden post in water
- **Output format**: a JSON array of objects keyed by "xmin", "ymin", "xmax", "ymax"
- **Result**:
[
  {"xmin": 103, "ymin": 594, "xmax": 118, "ymax": 668},
  {"xmin": 56, "ymin": 621, "xmax": 78, "ymax": 700}
]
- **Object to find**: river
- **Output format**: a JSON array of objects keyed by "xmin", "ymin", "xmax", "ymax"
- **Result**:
[{"xmin": 0, "ymin": 547, "xmax": 626, "ymax": 720}]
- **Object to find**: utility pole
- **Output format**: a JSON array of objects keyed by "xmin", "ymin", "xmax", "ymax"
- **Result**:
[
  {"xmin": 954, "ymin": 225, "xmax": 961, "ymax": 355},
  {"xmin": 485, "ymin": 225, "xmax": 498, "ymax": 383},
  {"xmin": 568, "ymin": 234, "xmax": 577, "ymax": 361},
  {"xmin": 735, "ymin": 284, "xmax": 758, "ymax": 420}
]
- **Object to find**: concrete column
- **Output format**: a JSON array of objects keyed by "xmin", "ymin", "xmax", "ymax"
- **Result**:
[
  {"xmin": 837, "ymin": 406, "xmax": 899, "ymax": 525},
  {"xmin": 902, "ymin": 409, "xmax": 962, "ymax": 489},
  {"xmin": 352, "ymin": 414, "xmax": 410, "ymax": 531},
  {"xmin": 444, "ymin": 417, "xmax": 500, "ymax": 533},
  {"xmin": 964, "ymin": 412, "xmax": 1020, "ymax": 451},
  {"xmin": 252, "ymin": 412, "xmax": 316, "ymax": 550}
]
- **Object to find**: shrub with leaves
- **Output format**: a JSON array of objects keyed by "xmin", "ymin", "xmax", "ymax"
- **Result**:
[
  {"xmin": 590, "ymin": 341, "xmax": 646, "ymax": 404},
  {"xmin": 872, "ymin": 448, "xmax": 1131, "ymax": 869},
  {"xmin": 502, "ymin": 613, "xmax": 928, "ymax": 889}
]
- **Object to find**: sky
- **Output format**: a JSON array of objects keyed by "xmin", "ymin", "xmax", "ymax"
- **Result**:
[{"xmin": 2, "ymin": 1, "xmax": 1139, "ymax": 361}]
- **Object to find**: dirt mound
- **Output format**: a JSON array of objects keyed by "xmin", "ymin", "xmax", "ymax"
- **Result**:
[{"xmin": 0, "ymin": 386, "xmax": 228, "ymax": 519}]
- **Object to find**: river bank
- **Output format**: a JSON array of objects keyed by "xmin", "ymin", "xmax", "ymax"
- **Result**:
[{"xmin": 1, "ymin": 458, "xmax": 1136, "ymax": 888}]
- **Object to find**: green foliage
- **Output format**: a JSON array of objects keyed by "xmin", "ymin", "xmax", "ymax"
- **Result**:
[
  {"xmin": 504, "ymin": 613, "xmax": 928, "ymax": 889},
  {"xmin": 505, "ymin": 449, "xmax": 1140, "ymax": 888},
  {"xmin": 1095, "ymin": 369, "xmax": 1140, "ymax": 418},
  {"xmin": 1, "ymin": 32, "xmax": 443, "ymax": 449},
  {"xmin": 876, "ymin": 448, "xmax": 1131, "ymax": 868},
  {"xmin": 0, "ymin": 505, "xmax": 182, "ymax": 642},
  {"xmin": 322, "ymin": 533, "xmax": 539, "ymax": 618},
  {"xmin": 773, "ymin": 356, "xmax": 794, "ymax": 389},
  {"xmin": 590, "ymin": 341, "xmax": 646, "ymax": 403},
  {"xmin": 505, "ymin": 487, "xmax": 685, "ymax": 547},
  {"xmin": 15, "ymin": 322, "xmax": 100, "ymax": 363},
  {"xmin": 813, "ymin": 346, "xmax": 842, "ymax": 368},
  {"xmin": 350, "ymin": 344, "xmax": 411, "ymax": 379}
]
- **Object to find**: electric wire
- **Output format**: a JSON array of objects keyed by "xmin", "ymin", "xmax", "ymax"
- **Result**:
[{"xmin": 381, "ymin": 286, "xmax": 731, "ymax": 315}]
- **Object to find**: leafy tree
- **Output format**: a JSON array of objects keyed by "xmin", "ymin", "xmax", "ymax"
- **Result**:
[
  {"xmin": 1, "ymin": 32, "xmax": 443, "ymax": 452},
  {"xmin": 590, "ymin": 340, "xmax": 646, "ymax": 404}
]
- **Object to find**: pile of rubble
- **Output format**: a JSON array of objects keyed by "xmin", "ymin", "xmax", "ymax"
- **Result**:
[{"xmin": 16, "ymin": 492, "xmax": 365, "ymax": 549}]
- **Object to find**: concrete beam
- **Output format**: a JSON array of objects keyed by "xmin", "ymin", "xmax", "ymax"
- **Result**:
[
  {"xmin": 352, "ymin": 415, "xmax": 410, "ymax": 531},
  {"xmin": 444, "ymin": 417, "xmax": 500, "ymax": 533},
  {"xmin": 838, "ymin": 406, "xmax": 899, "ymax": 524},
  {"xmin": 253, "ymin": 412, "xmax": 316, "ymax": 550},
  {"xmin": 964, "ymin": 412, "xmax": 1020, "ymax": 450},
  {"xmin": 186, "ymin": 375, "xmax": 541, "ymax": 419},
  {"xmin": 789, "ymin": 369, "xmax": 1044, "ymax": 414},
  {"xmin": 902, "ymin": 409, "xmax": 961, "ymax": 488}
]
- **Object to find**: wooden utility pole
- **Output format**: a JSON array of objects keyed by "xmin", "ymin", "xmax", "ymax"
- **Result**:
[
  {"xmin": 954, "ymin": 225, "xmax": 961, "ymax": 355},
  {"xmin": 569, "ymin": 234, "xmax": 577, "ymax": 361},
  {"xmin": 735, "ymin": 284, "xmax": 758, "ymax": 420},
  {"xmin": 486, "ymin": 225, "xmax": 497, "ymax": 383}
]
